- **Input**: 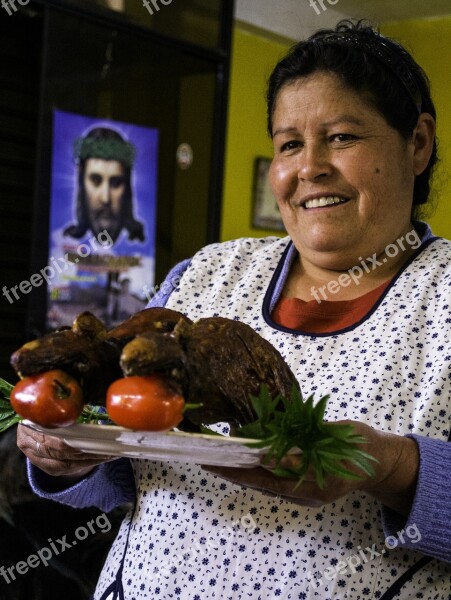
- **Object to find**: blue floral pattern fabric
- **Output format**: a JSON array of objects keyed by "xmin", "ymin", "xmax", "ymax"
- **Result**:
[{"xmin": 95, "ymin": 235, "xmax": 451, "ymax": 599}]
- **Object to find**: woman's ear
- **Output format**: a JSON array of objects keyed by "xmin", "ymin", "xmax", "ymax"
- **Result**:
[{"xmin": 412, "ymin": 113, "xmax": 436, "ymax": 176}]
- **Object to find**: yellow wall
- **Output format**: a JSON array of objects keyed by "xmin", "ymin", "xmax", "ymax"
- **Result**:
[
  {"xmin": 382, "ymin": 17, "xmax": 451, "ymax": 239},
  {"xmin": 222, "ymin": 18, "xmax": 451, "ymax": 242},
  {"xmin": 220, "ymin": 26, "xmax": 291, "ymax": 242}
]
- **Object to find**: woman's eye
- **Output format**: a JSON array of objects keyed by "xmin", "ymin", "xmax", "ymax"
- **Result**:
[
  {"xmin": 330, "ymin": 133, "xmax": 356, "ymax": 143},
  {"xmin": 280, "ymin": 140, "xmax": 301, "ymax": 152}
]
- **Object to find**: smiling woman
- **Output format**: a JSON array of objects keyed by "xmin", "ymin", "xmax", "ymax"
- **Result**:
[
  {"xmin": 18, "ymin": 19, "xmax": 451, "ymax": 600},
  {"xmin": 268, "ymin": 72, "xmax": 435, "ymax": 296}
]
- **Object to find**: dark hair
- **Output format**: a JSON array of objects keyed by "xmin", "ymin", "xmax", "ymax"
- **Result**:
[
  {"xmin": 267, "ymin": 20, "xmax": 438, "ymax": 218},
  {"xmin": 64, "ymin": 127, "xmax": 145, "ymax": 242}
]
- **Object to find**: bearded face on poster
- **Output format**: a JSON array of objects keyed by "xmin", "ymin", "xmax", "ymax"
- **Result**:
[{"xmin": 64, "ymin": 127, "xmax": 145, "ymax": 245}]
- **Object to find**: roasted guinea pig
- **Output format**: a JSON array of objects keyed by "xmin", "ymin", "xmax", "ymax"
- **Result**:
[
  {"xmin": 10, "ymin": 309, "xmax": 298, "ymax": 427},
  {"xmin": 120, "ymin": 317, "xmax": 299, "ymax": 427},
  {"xmin": 10, "ymin": 308, "xmax": 191, "ymax": 405}
]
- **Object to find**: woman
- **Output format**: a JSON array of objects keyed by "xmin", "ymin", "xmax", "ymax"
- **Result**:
[{"xmin": 18, "ymin": 20, "xmax": 451, "ymax": 599}]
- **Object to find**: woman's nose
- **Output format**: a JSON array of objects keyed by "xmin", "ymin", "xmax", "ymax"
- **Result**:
[{"xmin": 297, "ymin": 145, "xmax": 332, "ymax": 181}]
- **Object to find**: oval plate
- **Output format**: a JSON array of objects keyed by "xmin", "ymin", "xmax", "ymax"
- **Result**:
[{"xmin": 22, "ymin": 420, "xmax": 295, "ymax": 468}]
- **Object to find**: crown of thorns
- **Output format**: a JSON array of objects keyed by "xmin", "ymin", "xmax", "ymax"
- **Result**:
[
  {"xmin": 73, "ymin": 136, "xmax": 137, "ymax": 167},
  {"xmin": 316, "ymin": 32, "xmax": 422, "ymax": 113}
]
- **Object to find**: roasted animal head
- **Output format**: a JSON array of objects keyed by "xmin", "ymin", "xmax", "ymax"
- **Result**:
[
  {"xmin": 10, "ymin": 308, "xmax": 190, "ymax": 405},
  {"xmin": 120, "ymin": 316, "xmax": 299, "ymax": 427}
]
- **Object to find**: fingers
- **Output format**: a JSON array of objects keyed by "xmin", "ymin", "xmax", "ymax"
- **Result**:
[
  {"xmin": 17, "ymin": 423, "xmax": 117, "ymax": 478},
  {"xmin": 204, "ymin": 465, "xmax": 324, "ymax": 506},
  {"xmin": 205, "ymin": 420, "xmax": 380, "ymax": 507}
]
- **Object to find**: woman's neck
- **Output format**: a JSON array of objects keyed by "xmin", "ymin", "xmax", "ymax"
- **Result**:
[{"xmin": 284, "ymin": 235, "xmax": 420, "ymax": 303}]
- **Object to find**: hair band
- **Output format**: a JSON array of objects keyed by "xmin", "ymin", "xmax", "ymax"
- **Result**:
[{"xmin": 317, "ymin": 32, "xmax": 422, "ymax": 114}]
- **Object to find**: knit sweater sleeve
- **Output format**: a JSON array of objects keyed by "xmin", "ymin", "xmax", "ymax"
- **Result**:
[
  {"xmin": 28, "ymin": 458, "xmax": 136, "ymax": 512},
  {"xmin": 26, "ymin": 259, "xmax": 193, "ymax": 510},
  {"xmin": 381, "ymin": 434, "xmax": 451, "ymax": 563}
]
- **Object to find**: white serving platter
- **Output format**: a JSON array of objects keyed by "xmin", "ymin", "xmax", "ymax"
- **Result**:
[{"xmin": 22, "ymin": 420, "xmax": 282, "ymax": 468}]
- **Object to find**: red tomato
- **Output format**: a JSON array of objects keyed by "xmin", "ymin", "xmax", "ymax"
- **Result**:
[
  {"xmin": 106, "ymin": 375, "xmax": 184, "ymax": 431},
  {"xmin": 11, "ymin": 370, "xmax": 84, "ymax": 428}
]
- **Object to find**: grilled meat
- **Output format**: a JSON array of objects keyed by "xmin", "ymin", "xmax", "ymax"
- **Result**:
[
  {"xmin": 120, "ymin": 316, "xmax": 298, "ymax": 427},
  {"xmin": 10, "ymin": 308, "xmax": 190, "ymax": 405},
  {"xmin": 10, "ymin": 309, "xmax": 298, "ymax": 426}
]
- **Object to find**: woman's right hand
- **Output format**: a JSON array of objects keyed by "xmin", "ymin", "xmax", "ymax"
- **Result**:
[{"xmin": 17, "ymin": 422, "xmax": 117, "ymax": 483}]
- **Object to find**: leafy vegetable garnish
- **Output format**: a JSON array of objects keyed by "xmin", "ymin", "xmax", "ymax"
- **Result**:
[
  {"xmin": 77, "ymin": 405, "xmax": 112, "ymax": 425},
  {"xmin": 236, "ymin": 385, "xmax": 377, "ymax": 489},
  {"xmin": 0, "ymin": 378, "xmax": 21, "ymax": 433}
]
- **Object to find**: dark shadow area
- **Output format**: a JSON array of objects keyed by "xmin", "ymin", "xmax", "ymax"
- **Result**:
[{"xmin": 0, "ymin": 427, "xmax": 128, "ymax": 599}]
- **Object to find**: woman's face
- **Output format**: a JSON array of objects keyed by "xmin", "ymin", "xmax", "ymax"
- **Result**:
[{"xmin": 269, "ymin": 71, "xmax": 418, "ymax": 270}]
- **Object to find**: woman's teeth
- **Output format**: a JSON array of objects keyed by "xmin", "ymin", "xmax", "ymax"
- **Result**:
[{"xmin": 304, "ymin": 196, "xmax": 348, "ymax": 209}]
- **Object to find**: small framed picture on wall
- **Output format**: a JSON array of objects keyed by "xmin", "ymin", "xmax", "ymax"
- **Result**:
[{"xmin": 251, "ymin": 157, "xmax": 285, "ymax": 231}]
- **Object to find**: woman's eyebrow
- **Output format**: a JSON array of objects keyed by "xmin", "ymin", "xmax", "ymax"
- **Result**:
[
  {"xmin": 322, "ymin": 115, "xmax": 365, "ymax": 128},
  {"xmin": 273, "ymin": 115, "xmax": 366, "ymax": 138},
  {"xmin": 272, "ymin": 126, "xmax": 298, "ymax": 138}
]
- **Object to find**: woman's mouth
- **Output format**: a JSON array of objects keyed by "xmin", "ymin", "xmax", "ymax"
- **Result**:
[{"xmin": 304, "ymin": 196, "xmax": 350, "ymax": 209}]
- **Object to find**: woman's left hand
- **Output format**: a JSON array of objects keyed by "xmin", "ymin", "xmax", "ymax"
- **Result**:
[{"xmin": 204, "ymin": 421, "xmax": 419, "ymax": 516}]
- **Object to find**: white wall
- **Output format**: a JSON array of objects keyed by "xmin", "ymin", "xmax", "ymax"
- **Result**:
[{"xmin": 234, "ymin": 0, "xmax": 451, "ymax": 40}]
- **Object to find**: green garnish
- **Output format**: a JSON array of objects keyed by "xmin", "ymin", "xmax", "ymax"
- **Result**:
[
  {"xmin": 77, "ymin": 405, "xmax": 112, "ymax": 425},
  {"xmin": 0, "ymin": 378, "xmax": 21, "ymax": 433},
  {"xmin": 236, "ymin": 385, "xmax": 377, "ymax": 489},
  {"xmin": 183, "ymin": 403, "xmax": 203, "ymax": 412}
]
